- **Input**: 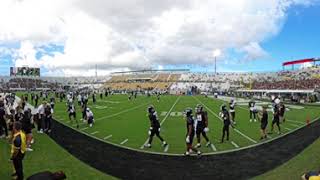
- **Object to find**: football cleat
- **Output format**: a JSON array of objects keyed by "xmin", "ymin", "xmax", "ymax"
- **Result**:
[
  {"xmin": 186, "ymin": 136, "xmax": 190, "ymax": 143},
  {"xmin": 195, "ymin": 143, "xmax": 201, "ymax": 148},
  {"xmin": 144, "ymin": 144, "xmax": 151, "ymax": 148},
  {"xmin": 184, "ymin": 151, "xmax": 190, "ymax": 156},
  {"xmin": 162, "ymin": 141, "xmax": 168, "ymax": 147},
  {"xmin": 206, "ymin": 142, "xmax": 211, "ymax": 147},
  {"xmin": 197, "ymin": 151, "xmax": 202, "ymax": 156}
]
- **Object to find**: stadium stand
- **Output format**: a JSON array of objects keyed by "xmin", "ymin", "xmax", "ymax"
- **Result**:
[{"xmin": 102, "ymin": 66, "xmax": 320, "ymax": 94}]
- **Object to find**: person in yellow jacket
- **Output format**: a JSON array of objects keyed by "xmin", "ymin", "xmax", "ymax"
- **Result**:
[{"xmin": 11, "ymin": 122, "xmax": 26, "ymax": 180}]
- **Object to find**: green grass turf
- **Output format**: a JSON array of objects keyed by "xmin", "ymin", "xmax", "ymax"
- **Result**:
[
  {"xmin": 252, "ymin": 138, "xmax": 320, "ymax": 180},
  {"xmin": 0, "ymin": 131, "xmax": 117, "ymax": 180},
  {"xmin": 6, "ymin": 92, "xmax": 320, "ymax": 179},
  {"xmin": 38, "ymin": 94, "xmax": 320, "ymax": 155}
]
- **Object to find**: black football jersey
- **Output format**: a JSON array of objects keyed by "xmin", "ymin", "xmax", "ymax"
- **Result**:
[
  {"xmin": 149, "ymin": 112, "xmax": 160, "ymax": 128},
  {"xmin": 195, "ymin": 112, "xmax": 206, "ymax": 127},
  {"xmin": 186, "ymin": 116, "xmax": 195, "ymax": 133}
]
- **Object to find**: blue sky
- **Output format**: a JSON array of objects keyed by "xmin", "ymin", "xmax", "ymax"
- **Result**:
[
  {"xmin": 0, "ymin": 1, "xmax": 320, "ymax": 75},
  {"xmin": 160, "ymin": 4, "xmax": 320, "ymax": 73}
]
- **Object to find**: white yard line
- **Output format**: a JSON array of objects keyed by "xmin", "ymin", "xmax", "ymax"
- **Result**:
[
  {"xmin": 141, "ymin": 96, "xmax": 181, "ymax": 149},
  {"xmin": 160, "ymin": 96, "xmax": 181, "ymax": 125},
  {"xmin": 193, "ymin": 96, "xmax": 257, "ymax": 144},
  {"xmin": 91, "ymin": 131, "xmax": 99, "ymax": 135},
  {"xmin": 120, "ymin": 139, "xmax": 128, "ymax": 145},
  {"xmin": 285, "ymin": 127, "xmax": 292, "ymax": 131},
  {"xmin": 210, "ymin": 143, "xmax": 217, "ymax": 151},
  {"xmin": 287, "ymin": 123, "xmax": 301, "ymax": 128},
  {"xmin": 231, "ymin": 141, "xmax": 240, "ymax": 148},
  {"xmin": 81, "ymin": 127, "xmax": 88, "ymax": 131},
  {"xmin": 103, "ymin": 135, "xmax": 112, "ymax": 140},
  {"xmin": 164, "ymin": 145, "xmax": 169, "ymax": 152},
  {"xmin": 286, "ymin": 119, "xmax": 305, "ymax": 125},
  {"xmin": 233, "ymin": 129, "xmax": 257, "ymax": 144},
  {"xmin": 96, "ymin": 102, "xmax": 150, "ymax": 121}
]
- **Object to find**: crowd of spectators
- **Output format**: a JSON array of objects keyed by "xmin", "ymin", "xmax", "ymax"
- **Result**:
[
  {"xmin": 0, "ymin": 78, "xmax": 60, "ymax": 90},
  {"xmin": 252, "ymin": 79, "xmax": 320, "ymax": 90}
]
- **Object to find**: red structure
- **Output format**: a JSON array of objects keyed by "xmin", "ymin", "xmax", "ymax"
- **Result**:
[{"xmin": 282, "ymin": 58, "xmax": 320, "ymax": 70}]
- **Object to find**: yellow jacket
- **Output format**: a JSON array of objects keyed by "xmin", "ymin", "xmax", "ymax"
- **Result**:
[{"xmin": 11, "ymin": 131, "xmax": 27, "ymax": 156}]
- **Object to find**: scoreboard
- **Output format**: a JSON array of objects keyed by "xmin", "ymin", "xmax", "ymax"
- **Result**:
[{"xmin": 10, "ymin": 67, "xmax": 40, "ymax": 77}]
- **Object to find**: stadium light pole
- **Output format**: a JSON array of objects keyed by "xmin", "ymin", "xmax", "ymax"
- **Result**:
[{"xmin": 213, "ymin": 49, "xmax": 221, "ymax": 74}]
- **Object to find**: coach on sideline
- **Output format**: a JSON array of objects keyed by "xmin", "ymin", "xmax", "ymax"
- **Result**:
[{"xmin": 11, "ymin": 121, "xmax": 27, "ymax": 180}]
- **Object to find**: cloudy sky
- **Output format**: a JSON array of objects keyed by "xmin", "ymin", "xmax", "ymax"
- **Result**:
[{"xmin": 0, "ymin": 0, "xmax": 319, "ymax": 76}]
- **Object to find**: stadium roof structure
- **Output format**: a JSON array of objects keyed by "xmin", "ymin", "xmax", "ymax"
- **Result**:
[
  {"xmin": 111, "ymin": 69, "xmax": 190, "ymax": 74},
  {"xmin": 282, "ymin": 58, "xmax": 320, "ymax": 67},
  {"xmin": 237, "ymin": 89, "xmax": 315, "ymax": 94}
]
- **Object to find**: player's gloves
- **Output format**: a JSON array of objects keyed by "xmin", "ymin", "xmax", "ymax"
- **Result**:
[
  {"xmin": 219, "ymin": 112, "xmax": 223, "ymax": 118},
  {"xmin": 186, "ymin": 136, "xmax": 190, "ymax": 143},
  {"xmin": 148, "ymin": 127, "xmax": 153, "ymax": 135},
  {"xmin": 204, "ymin": 127, "xmax": 209, "ymax": 132},
  {"xmin": 158, "ymin": 128, "xmax": 161, "ymax": 132}
]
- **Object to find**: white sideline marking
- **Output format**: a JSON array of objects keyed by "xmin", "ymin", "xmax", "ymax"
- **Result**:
[
  {"xmin": 210, "ymin": 143, "xmax": 217, "ymax": 151},
  {"xmin": 96, "ymin": 102, "xmax": 149, "ymax": 121},
  {"xmin": 81, "ymin": 127, "xmax": 88, "ymax": 131},
  {"xmin": 103, "ymin": 135, "xmax": 112, "ymax": 140},
  {"xmin": 233, "ymin": 129, "xmax": 257, "ymax": 144},
  {"xmin": 102, "ymin": 100, "xmax": 120, "ymax": 104},
  {"xmin": 287, "ymin": 119, "xmax": 305, "ymax": 125},
  {"xmin": 141, "ymin": 96, "xmax": 181, "ymax": 149},
  {"xmin": 285, "ymin": 127, "xmax": 292, "ymax": 131},
  {"xmin": 288, "ymin": 123, "xmax": 300, "ymax": 128},
  {"xmin": 160, "ymin": 96, "xmax": 181, "ymax": 125},
  {"xmin": 91, "ymin": 131, "xmax": 99, "ymax": 135},
  {"xmin": 231, "ymin": 141, "xmax": 239, "ymax": 148},
  {"xmin": 193, "ymin": 96, "xmax": 257, "ymax": 144},
  {"xmin": 164, "ymin": 145, "xmax": 169, "ymax": 152},
  {"xmin": 140, "ymin": 138, "xmax": 149, "ymax": 149},
  {"xmin": 120, "ymin": 139, "xmax": 128, "ymax": 145}
]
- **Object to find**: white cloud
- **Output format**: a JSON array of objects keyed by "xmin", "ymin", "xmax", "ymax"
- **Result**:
[
  {"xmin": 240, "ymin": 42, "xmax": 268, "ymax": 60},
  {"xmin": 0, "ymin": 0, "xmax": 317, "ymax": 76}
]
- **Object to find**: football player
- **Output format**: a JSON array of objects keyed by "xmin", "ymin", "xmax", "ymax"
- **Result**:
[
  {"xmin": 86, "ymin": 108, "xmax": 94, "ymax": 127},
  {"xmin": 157, "ymin": 93, "xmax": 160, "ymax": 102},
  {"xmin": 50, "ymin": 96, "xmax": 55, "ymax": 113},
  {"xmin": 194, "ymin": 104, "xmax": 211, "ymax": 148},
  {"xmin": 77, "ymin": 94, "xmax": 82, "ymax": 106},
  {"xmin": 279, "ymin": 102, "xmax": 286, "ymax": 123},
  {"xmin": 258, "ymin": 105, "xmax": 268, "ymax": 140},
  {"xmin": 144, "ymin": 106, "xmax": 167, "ymax": 148},
  {"xmin": 92, "ymin": 93, "xmax": 96, "ymax": 104},
  {"xmin": 184, "ymin": 108, "xmax": 201, "ymax": 156},
  {"xmin": 271, "ymin": 99, "xmax": 281, "ymax": 134},
  {"xmin": 229, "ymin": 99, "xmax": 236, "ymax": 125},
  {"xmin": 67, "ymin": 102, "xmax": 78, "ymax": 128},
  {"xmin": 219, "ymin": 105, "xmax": 231, "ymax": 143},
  {"xmin": 248, "ymin": 99, "xmax": 257, "ymax": 122}
]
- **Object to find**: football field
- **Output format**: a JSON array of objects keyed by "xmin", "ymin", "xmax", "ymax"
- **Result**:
[{"xmin": 51, "ymin": 94, "xmax": 320, "ymax": 155}]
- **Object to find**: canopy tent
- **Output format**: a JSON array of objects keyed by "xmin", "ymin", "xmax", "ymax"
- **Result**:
[{"xmin": 282, "ymin": 58, "xmax": 320, "ymax": 70}]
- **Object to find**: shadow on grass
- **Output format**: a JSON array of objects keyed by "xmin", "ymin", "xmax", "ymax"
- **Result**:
[{"xmin": 49, "ymin": 119, "xmax": 320, "ymax": 180}]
